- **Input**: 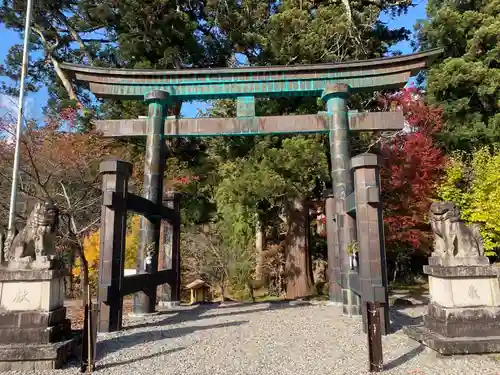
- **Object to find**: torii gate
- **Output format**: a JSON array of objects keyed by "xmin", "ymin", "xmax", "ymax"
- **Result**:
[{"xmin": 61, "ymin": 49, "xmax": 440, "ymax": 354}]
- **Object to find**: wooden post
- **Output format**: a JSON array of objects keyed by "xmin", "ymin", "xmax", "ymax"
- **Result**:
[
  {"xmin": 134, "ymin": 90, "xmax": 169, "ymax": 314},
  {"xmin": 351, "ymin": 153, "xmax": 390, "ymax": 336},
  {"xmin": 367, "ymin": 302, "xmax": 384, "ymax": 372},
  {"xmin": 80, "ymin": 300, "xmax": 98, "ymax": 372},
  {"xmin": 98, "ymin": 160, "xmax": 132, "ymax": 332}
]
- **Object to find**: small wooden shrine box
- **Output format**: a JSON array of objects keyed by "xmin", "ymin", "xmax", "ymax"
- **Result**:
[{"xmin": 186, "ymin": 279, "xmax": 209, "ymax": 305}]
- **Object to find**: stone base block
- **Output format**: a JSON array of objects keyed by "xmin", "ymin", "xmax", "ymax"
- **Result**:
[
  {"xmin": 158, "ymin": 300, "xmax": 180, "ymax": 309},
  {"xmin": 0, "ymin": 320, "xmax": 71, "ymax": 344},
  {"xmin": 341, "ymin": 288, "xmax": 361, "ymax": 316},
  {"xmin": 0, "ymin": 306, "xmax": 66, "ymax": 327},
  {"xmin": 428, "ymin": 256, "xmax": 491, "ymax": 267},
  {"xmin": 404, "ymin": 324, "xmax": 500, "ymax": 355},
  {"xmin": 406, "ymin": 263, "xmax": 500, "ymax": 355},
  {"xmin": 425, "ymin": 265, "xmax": 500, "ymax": 308},
  {"xmin": 425, "ymin": 302, "xmax": 500, "ymax": 338},
  {"xmin": 0, "ymin": 337, "xmax": 78, "ymax": 371},
  {"xmin": 0, "ymin": 305, "xmax": 71, "ymax": 344},
  {"xmin": 0, "ymin": 268, "xmax": 75, "ymax": 369},
  {"xmin": 0, "ymin": 269, "xmax": 67, "ymax": 311}
]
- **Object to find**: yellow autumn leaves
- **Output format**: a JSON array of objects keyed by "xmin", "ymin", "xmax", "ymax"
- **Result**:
[
  {"xmin": 438, "ymin": 146, "xmax": 500, "ymax": 255},
  {"xmin": 72, "ymin": 215, "xmax": 141, "ymax": 288}
]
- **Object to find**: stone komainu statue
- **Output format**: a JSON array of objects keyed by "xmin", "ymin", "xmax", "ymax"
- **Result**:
[
  {"xmin": 0, "ymin": 199, "xmax": 59, "ymax": 269},
  {"xmin": 429, "ymin": 201, "xmax": 484, "ymax": 258}
]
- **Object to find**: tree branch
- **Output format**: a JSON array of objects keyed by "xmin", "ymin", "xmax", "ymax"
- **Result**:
[
  {"xmin": 56, "ymin": 11, "xmax": 95, "ymax": 65},
  {"xmin": 32, "ymin": 25, "xmax": 83, "ymax": 108},
  {"xmin": 80, "ymin": 38, "xmax": 112, "ymax": 43},
  {"xmin": 60, "ymin": 182, "xmax": 91, "ymax": 308}
]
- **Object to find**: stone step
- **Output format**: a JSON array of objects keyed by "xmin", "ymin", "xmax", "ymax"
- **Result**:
[
  {"xmin": 0, "ymin": 307, "xmax": 66, "ymax": 328},
  {"xmin": 0, "ymin": 337, "xmax": 78, "ymax": 371},
  {"xmin": 405, "ymin": 324, "xmax": 500, "ymax": 355},
  {"xmin": 0, "ymin": 320, "xmax": 71, "ymax": 344}
]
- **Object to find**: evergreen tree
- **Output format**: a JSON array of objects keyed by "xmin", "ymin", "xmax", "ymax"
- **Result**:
[
  {"xmin": 1, "ymin": 0, "xmax": 437, "ymax": 297},
  {"xmin": 194, "ymin": 0, "xmax": 415, "ymax": 297},
  {"xmin": 0, "ymin": 0, "xmax": 231, "ymax": 125},
  {"xmin": 416, "ymin": 0, "xmax": 500, "ymax": 150}
]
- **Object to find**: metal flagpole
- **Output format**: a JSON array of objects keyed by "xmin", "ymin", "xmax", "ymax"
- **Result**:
[{"xmin": 7, "ymin": 0, "xmax": 35, "ymax": 234}]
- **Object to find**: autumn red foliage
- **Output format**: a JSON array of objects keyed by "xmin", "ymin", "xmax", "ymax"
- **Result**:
[
  {"xmin": 379, "ymin": 87, "xmax": 445, "ymax": 254},
  {"xmin": 172, "ymin": 175, "xmax": 200, "ymax": 185},
  {"xmin": 315, "ymin": 213, "xmax": 327, "ymax": 238}
]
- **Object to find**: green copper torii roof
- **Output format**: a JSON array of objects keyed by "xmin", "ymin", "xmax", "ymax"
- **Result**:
[{"xmin": 60, "ymin": 49, "xmax": 442, "ymax": 100}]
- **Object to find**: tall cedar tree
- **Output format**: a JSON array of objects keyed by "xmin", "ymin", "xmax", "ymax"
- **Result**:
[
  {"xmin": 416, "ymin": 0, "xmax": 500, "ymax": 151},
  {"xmin": 203, "ymin": 0, "xmax": 413, "ymax": 297}
]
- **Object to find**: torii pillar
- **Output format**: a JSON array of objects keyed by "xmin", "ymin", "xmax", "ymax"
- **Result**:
[
  {"xmin": 322, "ymin": 84, "xmax": 360, "ymax": 315},
  {"xmin": 133, "ymin": 90, "xmax": 170, "ymax": 314}
]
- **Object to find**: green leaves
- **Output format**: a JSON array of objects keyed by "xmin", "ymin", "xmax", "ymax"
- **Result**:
[
  {"xmin": 215, "ymin": 136, "xmax": 328, "ymax": 210},
  {"xmin": 216, "ymin": 159, "xmax": 285, "ymax": 207},
  {"xmin": 260, "ymin": 137, "xmax": 329, "ymax": 197},
  {"xmin": 418, "ymin": 0, "xmax": 500, "ymax": 151},
  {"xmin": 212, "ymin": 135, "xmax": 328, "ymax": 253},
  {"xmin": 438, "ymin": 146, "xmax": 500, "ymax": 254}
]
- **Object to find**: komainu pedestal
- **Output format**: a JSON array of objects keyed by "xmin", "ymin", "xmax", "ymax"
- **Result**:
[
  {"xmin": 405, "ymin": 202, "xmax": 500, "ymax": 355},
  {"xmin": 0, "ymin": 269, "xmax": 76, "ymax": 370},
  {"xmin": 0, "ymin": 200, "xmax": 76, "ymax": 370}
]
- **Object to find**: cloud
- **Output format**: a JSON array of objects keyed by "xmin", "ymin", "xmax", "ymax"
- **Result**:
[
  {"xmin": 0, "ymin": 94, "xmax": 36, "ymax": 145},
  {"xmin": 0, "ymin": 94, "xmax": 18, "ymax": 122},
  {"xmin": 0, "ymin": 93, "xmax": 36, "ymax": 122}
]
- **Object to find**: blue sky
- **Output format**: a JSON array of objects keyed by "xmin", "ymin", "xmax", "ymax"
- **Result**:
[{"xmin": 0, "ymin": 1, "xmax": 427, "ymax": 121}]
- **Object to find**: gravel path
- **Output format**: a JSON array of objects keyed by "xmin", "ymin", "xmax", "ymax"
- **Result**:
[{"xmin": 4, "ymin": 302, "xmax": 500, "ymax": 375}]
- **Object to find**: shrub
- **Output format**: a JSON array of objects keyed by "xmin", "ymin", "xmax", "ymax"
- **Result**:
[
  {"xmin": 72, "ymin": 215, "xmax": 141, "ymax": 292},
  {"xmin": 72, "ymin": 230, "xmax": 100, "ymax": 292},
  {"xmin": 438, "ymin": 146, "xmax": 500, "ymax": 256}
]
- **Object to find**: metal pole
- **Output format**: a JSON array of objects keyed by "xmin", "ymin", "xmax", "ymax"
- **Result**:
[{"xmin": 7, "ymin": 0, "xmax": 35, "ymax": 233}]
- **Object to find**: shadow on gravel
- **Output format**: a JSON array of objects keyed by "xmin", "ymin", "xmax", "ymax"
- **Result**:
[
  {"xmin": 98, "ymin": 346, "xmax": 186, "ymax": 370},
  {"xmin": 124, "ymin": 300, "xmax": 310, "ymax": 331},
  {"xmin": 97, "ymin": 320, "xmax": 248, "ymax": 360},
  {"xmin": 390, "ymin": 307, "xmax": 424, "ymax": 333},
  {"xmin": 384, "ymin": 344, "xmax": 426, "ymax": 370}
]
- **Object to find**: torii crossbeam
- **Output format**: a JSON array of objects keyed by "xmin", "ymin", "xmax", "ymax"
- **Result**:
[
  {"xmin": 61, "ymin": 49, "xmax": 440, "ymax": 99},
  {"xmin": 95, "ymin": 111, "xmax": 405, "ymax": 137}
]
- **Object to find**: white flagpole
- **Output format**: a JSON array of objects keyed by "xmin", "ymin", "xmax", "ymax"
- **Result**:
[{"xmin": 8, "ymin": 0, "xmax": 35, "ymax": 233}]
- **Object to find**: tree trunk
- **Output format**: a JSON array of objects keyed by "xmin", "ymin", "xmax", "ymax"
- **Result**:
[
  {"xmin": 67, "ymin": 247, "xmax": 76, "ymax": 298},
  {"xmin": 52, "ymin": 57, "xmax": 82, "ymax": 107},
  {"xmin": 284, "ymin": 198, "xmax": 314, "ymax": 299},
  {"xmin": 247, "ymin": 281, "xmax": 256, "ymax": 302},
  {"xmin": 313, "ymin": 259, "xmax": 327, "ymax": 285},
  {"xmin": 31, "ymin": 25, "xmax": 83, "ymax": 109},
  {"xmin": 75, "ymin": 242, "xmax": 89, "ymax": 309},
  {"xmin": 219, "ymin": 282, "xmax": 226, "ymax": 302},
  {"xmin": 254, "ymin": 213, "xmax": 266, "ymax": 281}
]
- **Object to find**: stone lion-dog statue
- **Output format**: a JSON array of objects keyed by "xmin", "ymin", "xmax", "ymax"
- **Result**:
[
  {"xmin": 1, "ymin": 199, "xmax": 59, "ymax": 269},
  {"xmin": 429, "ymin": 201, "xmax": 484, "ymax": 258}
]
